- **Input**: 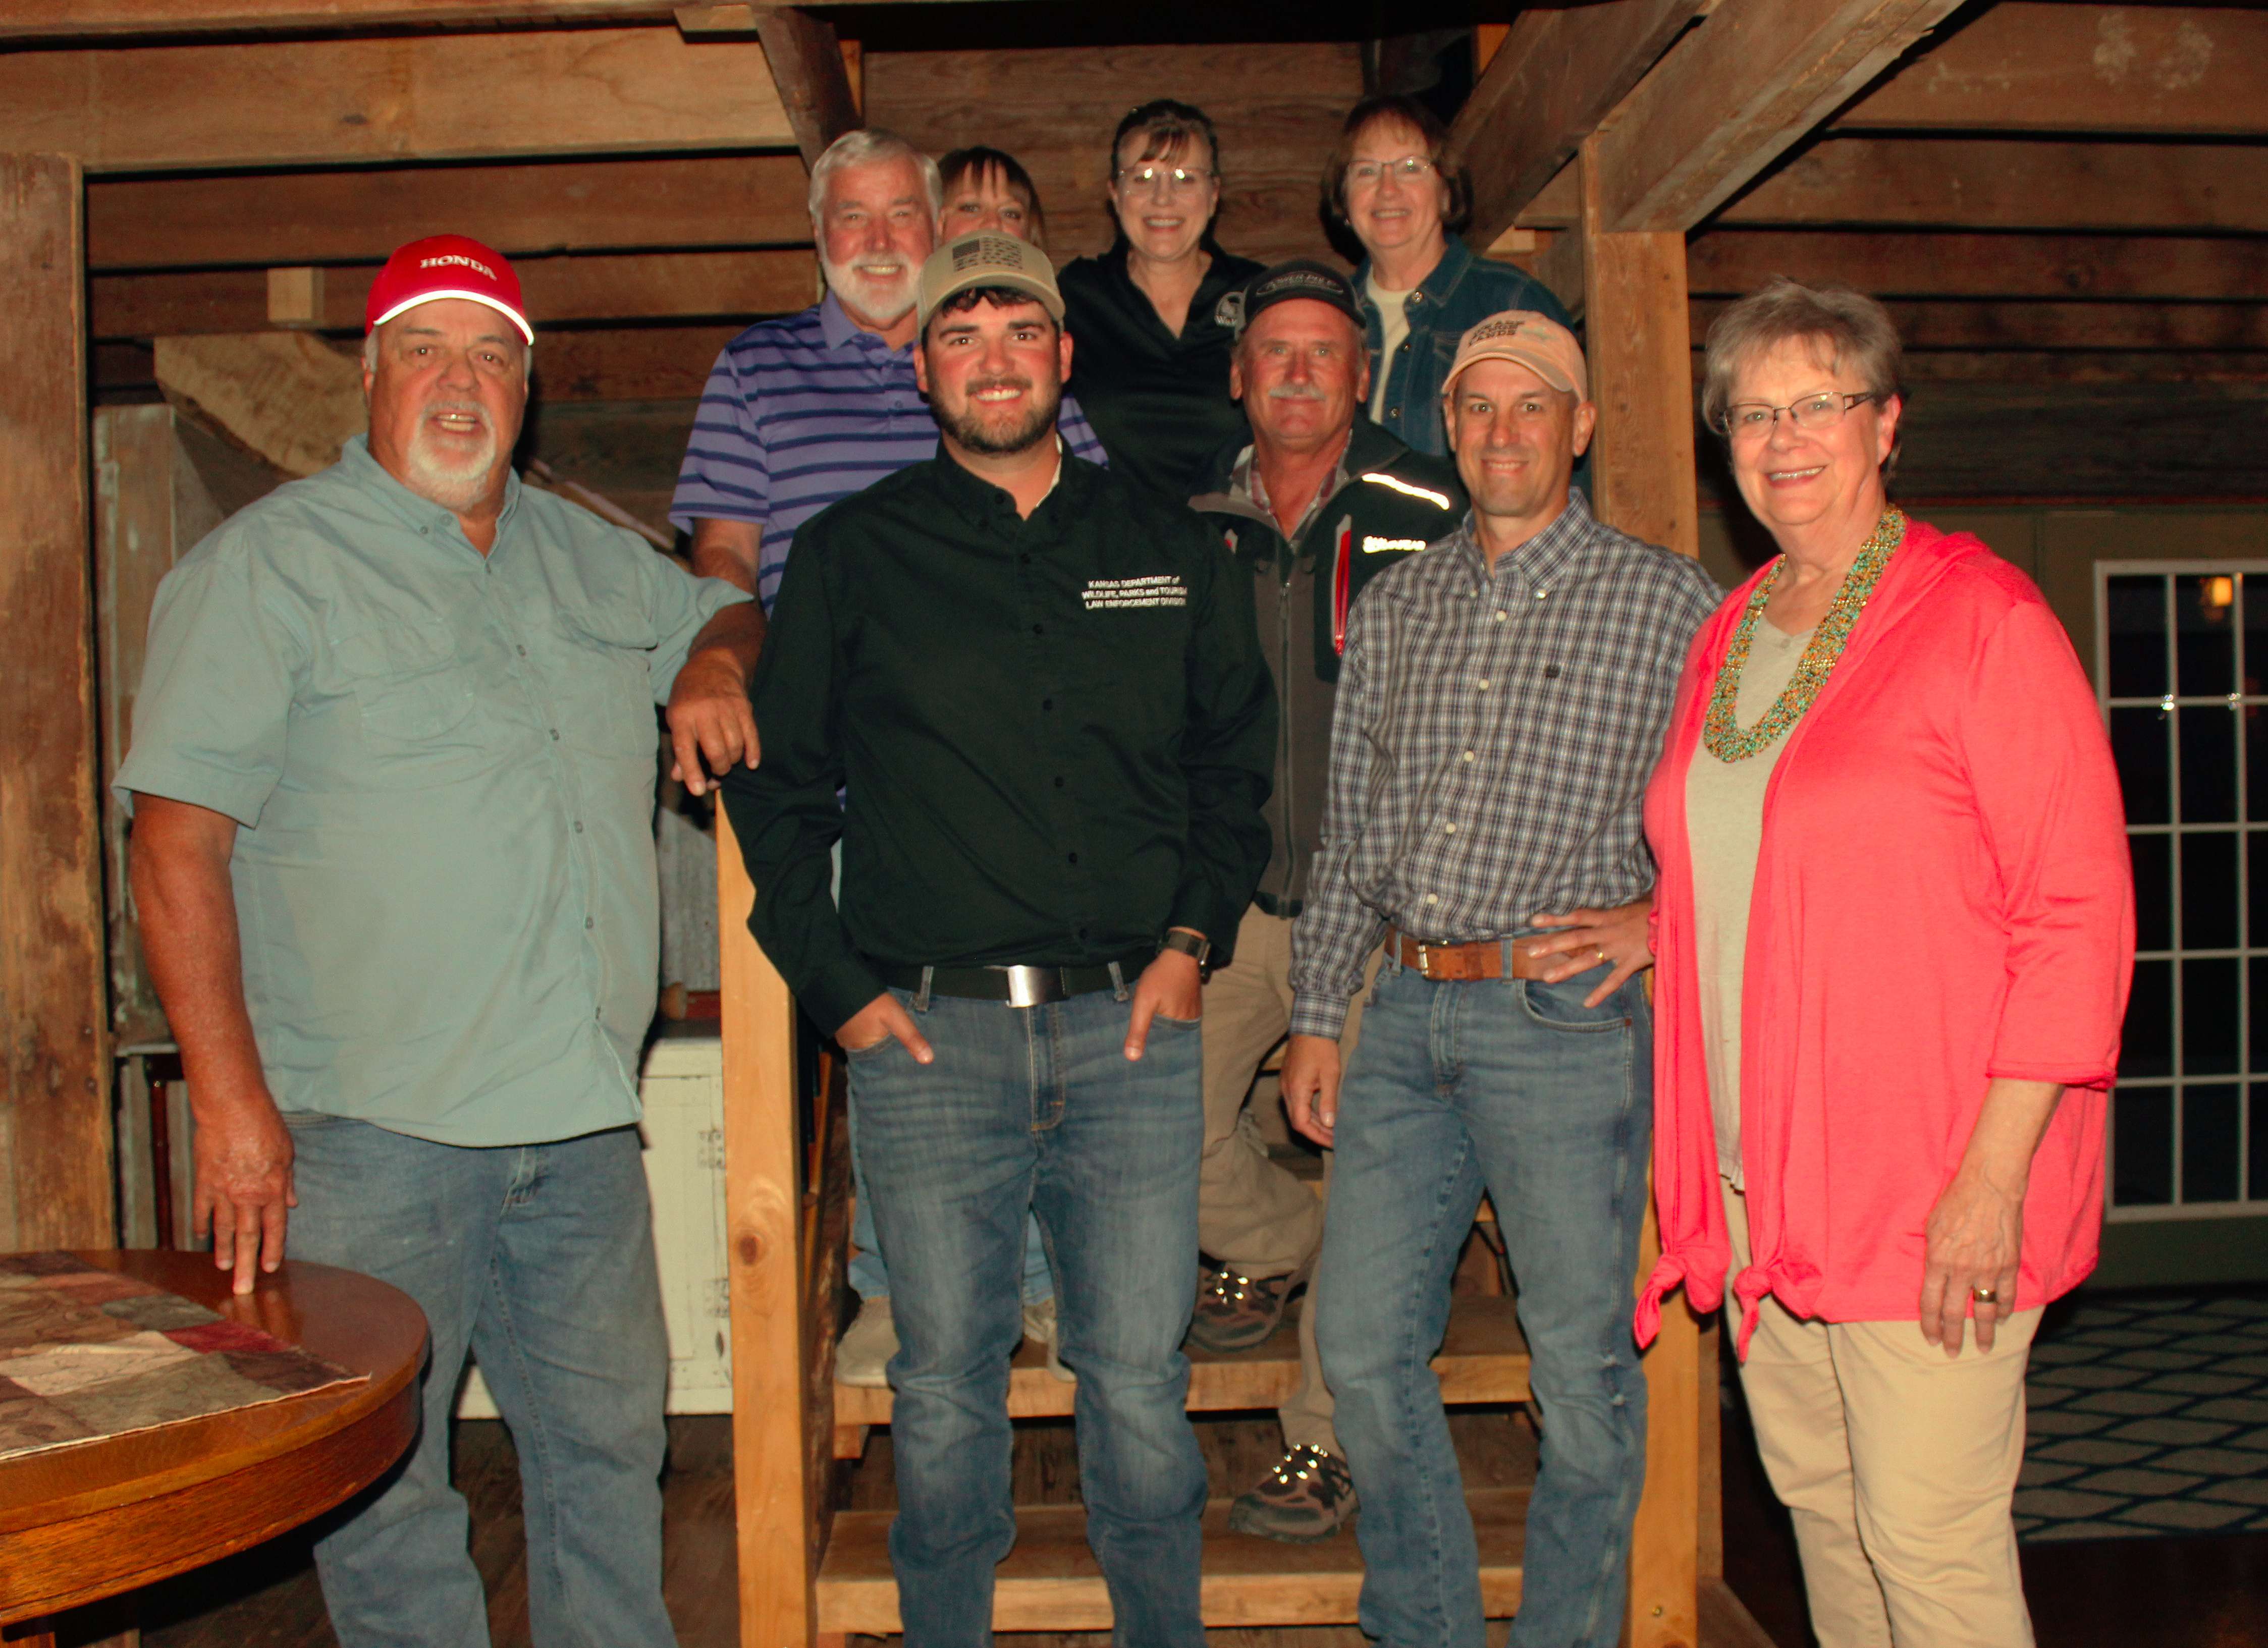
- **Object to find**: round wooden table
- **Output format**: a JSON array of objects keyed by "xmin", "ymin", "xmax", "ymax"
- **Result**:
[{"xmin": 0, "ymin": 1252, "xmax": 424, "ymax": 1641}]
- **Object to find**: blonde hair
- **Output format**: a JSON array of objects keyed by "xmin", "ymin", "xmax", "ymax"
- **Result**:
[{"xmin": 1700, "ymin": 277, "xmax": 1903, "ymax": 437}]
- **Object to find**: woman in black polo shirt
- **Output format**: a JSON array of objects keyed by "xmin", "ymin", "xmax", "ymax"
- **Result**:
[{"xmin": 1058, "ymin": 99, "xmax": 1264, "ymax": 501}]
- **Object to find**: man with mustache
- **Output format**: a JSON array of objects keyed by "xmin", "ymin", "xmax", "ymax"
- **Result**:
[
  {"xmin": 118, "ymin": 236, "xmax": 761, "ymax": 1648},
  {"xmin": 1186, "ymin": 259, "xmax": 1464, "ymax": 1543},
  {"xmin": 721, "ymin": 232, "xmax": 1274, "ymax": 1648}
]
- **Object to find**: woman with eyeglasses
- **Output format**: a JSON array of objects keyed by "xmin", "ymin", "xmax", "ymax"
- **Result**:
[
  {"xmin": 1057, "ymin": 98, "xmax": 1264, "ymax": 499},
  {"xmin": 1637, "ymin": 278, "xmax": 2133, "ymax": 1648},
  {"xmin": 1323, "ymin": 93, "xmax": 1571, "ymax": 459}
]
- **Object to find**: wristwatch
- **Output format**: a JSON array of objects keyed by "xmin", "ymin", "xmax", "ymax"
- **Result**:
[{"xmin": 1158, "ymin": 928, "xmax": 1214, "ymax": 982}]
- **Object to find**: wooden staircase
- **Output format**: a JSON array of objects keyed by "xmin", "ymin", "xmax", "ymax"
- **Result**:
[{"xmin": 714, "ymin": 808, "xmax": 1719, "ymax": 1648}]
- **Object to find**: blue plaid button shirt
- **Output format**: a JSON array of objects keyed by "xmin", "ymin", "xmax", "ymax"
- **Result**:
[{"xmin": 1288, "ymin": 489, "xmax": 1723, "ymax": 1039}]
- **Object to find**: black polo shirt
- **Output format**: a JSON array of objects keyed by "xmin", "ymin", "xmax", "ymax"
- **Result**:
[
  {"xmin": 721, "ymin": 449, "xmax": 1277, "ymax": 1032},
  {"xmin": 1059, "ymin": 242, "xmax": 1265, "ymax": 504}
]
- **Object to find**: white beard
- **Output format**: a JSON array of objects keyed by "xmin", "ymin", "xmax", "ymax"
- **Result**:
[
  {"xmin": 822, "ymin": 252, "xmax": 918, "ymax": 326},
  {"xmin": 402, "ymin": 402, "xmax": 500, "ymax": 511}
]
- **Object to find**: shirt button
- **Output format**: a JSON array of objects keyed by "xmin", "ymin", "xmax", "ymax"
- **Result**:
[
  {"xmin": 1067, "ymin": 853, "xmax": 1079, "ymax": 865},
  {"xmin": 1535, "ymin": 589, "xmax": 1550, "ymax": 600},
  {"xmin": 1054, "ymin": 777, "xmax": 1066, "ymax": 789},
  {"xmin": 1443, "ymin": 822, "xmax": 1456, "ymax": 834},
  {"xmin": 584, "ymin": 916, "xmax": 595, "ymax": 930},
  {"xmin": 573, "ymin": 820, "xmax": 585, "ymax": 833},
  {"xmin": 1477, "ymin": 679, "xmax": 1491, "ymax": 691},
  {"xmin": 1032, "ymin": 624, "xmax": 1044, "ymax": 637},
  {"xmin": 1042, "ymin": 698, "xmax": 1054, "ymax": 712},
  {"xmin": 1462, "ymin": 750, "xmax": 1475, "ymax": 762},
  {"xmin": 517, "ymin": 644, "xmax": 527, "ymax": 656},
  {"xmin": 549, "ymin": 728, "xmax": 560, "ymax": 740},
  {"xmin": 1425, "ymin": 893, "xmax": 1439, "ymax": 905},
  {"xmin": 1494, "ymin": 611, "xmax": 1507, "ymax": 622}
]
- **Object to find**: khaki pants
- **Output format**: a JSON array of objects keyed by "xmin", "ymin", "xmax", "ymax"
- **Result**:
[
  {"xmin": 1723, "ymin": 1181, "xmax": 2040, "ymax": 1648},
  {"xmin": 1199, "ymin": 905, "xmax": 1375, "ymax": 1453}
]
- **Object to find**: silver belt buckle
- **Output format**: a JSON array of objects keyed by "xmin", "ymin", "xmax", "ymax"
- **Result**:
[{"xmin": 999, "ymin": 965, "xmax": 1054, "ymax": 1008}]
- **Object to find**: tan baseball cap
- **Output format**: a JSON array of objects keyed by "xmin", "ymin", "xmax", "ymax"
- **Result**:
[
  {"xmin": 1442, "ymin": 310, "xmax": 1589, "ymax": 399},
  {"xmin": 916, "ymin": 231, "xmax": 1065, "ymax": 328}
]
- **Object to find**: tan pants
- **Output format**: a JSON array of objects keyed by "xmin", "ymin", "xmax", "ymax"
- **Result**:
[
  {"xmin": 1199, "ymin": 905, "xmax": 1375, "ymax": 1453},
  {"xmin": 1723, "ymin": 1181, "xmax": 2040, "ymax": 1648}
]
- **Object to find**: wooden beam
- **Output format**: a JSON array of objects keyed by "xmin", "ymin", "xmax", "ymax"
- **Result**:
[
  {"xmin": 154, "ymin": 334, "xmax": 368, "ymax": 478},
  {"xmin": 1721, "ymin": 136, "xmax": 2268, "ymax": 233},
  {"xmin": 1687, "ymin": 229, "xmax": 2268, "ymax": 302},
  {"xmin": 715, "ymin": 806, "xmax": 822, "ymax": 1648},
  {"xmin": 92, "ymin": 248, "xmax": 817, "ymax": 338},
  {"xmin": 1839, "ymin": 4, "xmax": 2268, "ymax": 137},
  {"xmin": 0, "ymin": 0, "xmax": 968, "ymax": 37},
  {"xmin": 1449, "ymin": 0, "xmax": 1706, "ymax": 248},
  {"xmin": 0, "ymin": 27, "xmax": 796, "ymax": 172},
  {"xmin": 1589, "ymin": 0, "xmax": 1966, "ymax": 232},
  {"xmin": 1690, "ymin": 298, "xmax": 2268, "ymax": 354},
  {"xmin": 530, "ymin": 324, "xmax": 739, "ymax": 399},
  {"xmin": 87, "ymin": 155, "xmax": 812, "ymax": 272},
  {"xmin": 0, "ymin": 152, "xmax": 114, "ymax": 1250},
  {"xmin": 753, "ymin": 8, "xmax": 861, "ymax": 167}
]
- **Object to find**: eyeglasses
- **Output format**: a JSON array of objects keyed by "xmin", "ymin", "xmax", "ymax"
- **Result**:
[
  {"xmin": 1114, "ymin": 164, "xmax": 1216, "ymax": 196},
  {"xmin": 1713, "ymin": 391, "xmax": 1879, "ymax": 438},
  {"xmin": 1345, "ymin": 155, "xmax": 1437, "ymax": 188}
]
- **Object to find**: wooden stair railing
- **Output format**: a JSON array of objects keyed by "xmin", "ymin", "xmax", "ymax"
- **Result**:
[{"xmin": 718, "ymin": 809, "xmax": 1708, "ymax": 1648}]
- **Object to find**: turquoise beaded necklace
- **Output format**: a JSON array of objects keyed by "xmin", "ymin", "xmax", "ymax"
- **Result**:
[{"xmin": 1701, "ymin": 507, "xmax": 1906, "ymax": 762}]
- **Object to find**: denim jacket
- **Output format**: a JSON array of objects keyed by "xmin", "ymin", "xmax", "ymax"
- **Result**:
[{"xmin": 1355, "ymin": 238, "xmax": 1573, "ymax": 459}]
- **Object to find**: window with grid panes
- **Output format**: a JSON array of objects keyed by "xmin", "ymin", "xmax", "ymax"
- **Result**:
[{"xmin": 2097, "ymin": 563, "xmax": 2268, "ymax": 1217}]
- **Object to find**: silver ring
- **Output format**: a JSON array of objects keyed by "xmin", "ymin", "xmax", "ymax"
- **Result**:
[{"xmin": 1971, "ymin": 1286, "xmax": 1999, "ymax": 1304}]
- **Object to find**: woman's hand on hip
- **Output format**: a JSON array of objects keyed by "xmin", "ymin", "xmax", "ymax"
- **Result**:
[
  {"xmin": 1526, "ymin": 897, "xmax": 1655, "ymax": 1008},
  {"xmin": 1919, "ymin": 1169, "xmax": 2025, "ymax": 1357}
]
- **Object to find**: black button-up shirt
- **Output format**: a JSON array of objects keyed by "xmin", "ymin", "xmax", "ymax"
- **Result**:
[{"xmin": 721, "ymin": 450, "xmax": 1276, "ymax": 1031}]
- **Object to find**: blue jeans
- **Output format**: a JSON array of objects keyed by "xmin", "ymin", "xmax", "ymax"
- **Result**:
[
  {"xmin": 283, "ymin": 1117, "xmax": 674, "ymax": 1648},
  {"xmin": 849, "ymin": 983, "xmax": 1208, "ymax": 1648},
  {"xmin": 850, "ymin": 1147, "xmax": 1055, "ymax": 1307},
  {"xmin": 1316, "ymin": 960, "xmax": 1653, "ymax": 1648}
]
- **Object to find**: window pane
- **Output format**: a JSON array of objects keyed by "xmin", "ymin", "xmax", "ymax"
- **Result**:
[
  {"xmin": 2115, "ymin": 1087, "xmax": 2174, "ymax": 1206},
  {"xmin": 2106, "ymin": 574, "xmax": 2169, "ymax": 700},
  {"xmin": 2251, "ymin": 1086, "xmax": 2268, "ymax": 1201},
  {"xmin": 2183, "ymin": 1084, "xmax": 2242, "ymax": 1203},
  {"xmin": 2176, "ymin": 574, "xmax": 2239, "ymax": 698},
  {"xmin": 2252, "ymin": 833, "xmax": 2268, "ymax": 954},
  {"xmin": 2134, "ymin": 833, "xmax": 2172, "ymax": 953},
  {"xmin": 2250, "ymin": 702, "xmax": 2268, "ymax": 824},
  {"xmin": 2182, "ymin": 831, "xmax": 2239, "ymax": 951},
  {"xmin": 2185, "ymin": 957, "xmax": 2240, "ymax": 1074},
  {"xmin": 2123, "ymin": 958, "xmax": 2173, "ymax": 1078},
  {"xmin": 2253, "ymin": 957, "xmax": 2268, "ymax": 1076},
  {"xmin": 2112, "ymin": 707, "xmax": 2171, "ymax": 826},
  {"xmin": 2181, "ymin": 706, "xmax": 2239, "ymax": 825}
]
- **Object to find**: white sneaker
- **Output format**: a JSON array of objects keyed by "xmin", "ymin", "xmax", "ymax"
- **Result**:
[
  {"xmin": 1022, "ymin": 1297, "xmax": 1075, "ymax": 1384},
  {"xmin": 837, "ymin": 1295, "xmax": 896, "ymax": 1388}
]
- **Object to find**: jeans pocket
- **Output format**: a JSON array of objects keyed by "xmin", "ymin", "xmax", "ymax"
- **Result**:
[
  {"xmin": 842, "ymin": 1032, "xmax": 901, "ymax": 1061},
  {"xmin": 1517, "ymin": 975, "xmax": 1631, "ymax": 1033}
]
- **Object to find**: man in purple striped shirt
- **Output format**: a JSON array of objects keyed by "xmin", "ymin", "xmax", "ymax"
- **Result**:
[{"xmin": 670, "ymin": 129, "xmax": 1107, "ymax": 612}]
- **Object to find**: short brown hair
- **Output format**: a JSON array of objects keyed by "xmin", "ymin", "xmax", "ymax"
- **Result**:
[
  {"xmin": 1700, "ymin": 277, "xmax": 1905, "ymax": 438},
  {"xmin": 1321, "ymin": 93, "xmax": 1472, "ymax": 236},
  {"xmin": 939, "ymin": 145, "xmax": 1048, "ymax": 250}
]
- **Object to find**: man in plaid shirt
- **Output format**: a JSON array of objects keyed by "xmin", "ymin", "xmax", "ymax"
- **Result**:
[{"xmin": 1281, "ymin": 312, "xmax": 1721, "ymax": 1648}]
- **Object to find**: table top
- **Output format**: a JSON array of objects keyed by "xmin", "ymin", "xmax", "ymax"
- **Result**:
[{"xmin": 0, "ymin": 1251, "xmax": 425, "ymax": 1624}]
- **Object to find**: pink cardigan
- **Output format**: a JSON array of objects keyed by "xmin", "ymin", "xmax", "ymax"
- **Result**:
[{"xmin": 1635, "ymin": 519, "xmax": 2133, "ymax": 1355}]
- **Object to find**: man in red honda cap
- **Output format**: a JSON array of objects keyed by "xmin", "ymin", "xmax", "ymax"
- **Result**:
[{"xmin": 120, "ymin": 234, "xmax": 760, "ymax": 1648}]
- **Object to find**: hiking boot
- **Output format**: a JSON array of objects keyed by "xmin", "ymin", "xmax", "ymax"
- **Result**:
[
  {"xmin": 836, "ymin": 1295, "xmax": 896, "ymax": 1388},
  {"xmin": 1186, "ymin": 1263, "xmax": 1295, "ymax": 1353},
  {"xmin": 1022, "ymin": 1297, "xmax": 1075, "ymax": 1383},
  {"xmin": 1226, "ymin": 1444, "xmax": 1357, "ymax": 1543}
]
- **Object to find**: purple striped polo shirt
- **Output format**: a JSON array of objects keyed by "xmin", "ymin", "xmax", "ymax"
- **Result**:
[{"xmin": 669, "ymin": 290, "xmax": 1109, "ymax": 611}]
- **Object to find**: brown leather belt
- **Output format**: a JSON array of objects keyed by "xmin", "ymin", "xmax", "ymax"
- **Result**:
[{"xmin": 1390, "ymin": 929, "xmax": 1556, "ymax": 982}]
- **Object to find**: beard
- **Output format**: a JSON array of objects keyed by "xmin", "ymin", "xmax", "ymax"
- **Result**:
[
  {"xmin": 822, "ymin": 251, "xmax": 918, "ymax": 326},
  {"xmin": 934, "ymin": 374, "xmax": 1062, "ymax": 456},
  {"xmin": 401, "ymin": 399, "xmax": 501, "ymax": 511}
]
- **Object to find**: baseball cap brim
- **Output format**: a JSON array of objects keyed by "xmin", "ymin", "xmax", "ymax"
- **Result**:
[{"xmin": 369, "ymin": 288, "xmax": 535, "ymax": 346}]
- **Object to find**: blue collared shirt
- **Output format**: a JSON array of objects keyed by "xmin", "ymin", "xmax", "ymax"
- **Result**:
[
  {"xmin": 116, "ymin": 436, "xmax": 749, "ymax": 1145},
  {"xmin": 669, "ymin": 291, "xmax": 1110, "ymax": 610}
]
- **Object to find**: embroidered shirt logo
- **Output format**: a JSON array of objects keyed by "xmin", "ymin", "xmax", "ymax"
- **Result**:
[
  {"xmin": 1363, "ymin": 536, "xmax": 1428, "ymax": 554},
  {"xmin": 1084, "ymin": 574, "xmax": 1188, "ymax": 610}
]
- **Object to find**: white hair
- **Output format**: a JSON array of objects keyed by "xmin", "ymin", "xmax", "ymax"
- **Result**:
[
  {"xmin": 807, "ymin": 128, "xmax": 944, "ymax": 226},
  {"xmin": 364, "ymin": 321, "xmax": 532, "ymax": 380}
]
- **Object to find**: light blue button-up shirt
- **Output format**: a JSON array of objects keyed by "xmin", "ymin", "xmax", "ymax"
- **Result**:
[{"xmin": 117, "ymin": 435, "xmax": 749, "ymax": 1145}]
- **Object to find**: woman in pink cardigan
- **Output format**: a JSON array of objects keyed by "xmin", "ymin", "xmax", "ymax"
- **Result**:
[{"xmin": 1635, "ymin": 280, "xmax": 2132, "ymax": 1647}]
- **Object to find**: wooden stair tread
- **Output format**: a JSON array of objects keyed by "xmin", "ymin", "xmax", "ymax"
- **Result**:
[
  {"xmin": 815, "ymin": 1487, "xmax": 1530, "ymax": 1632},
  {"xmin": 835, "ymin": 1293, "xmax": 1529, "ymax": 1430}
]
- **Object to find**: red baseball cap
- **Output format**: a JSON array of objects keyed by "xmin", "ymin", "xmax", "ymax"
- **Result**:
[{"xmin": 364, "ymin": 234, "xmax": 533, "ymax": 344}]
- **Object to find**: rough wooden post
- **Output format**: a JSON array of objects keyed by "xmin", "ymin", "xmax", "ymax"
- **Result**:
[
  {"xmin": 1579, "ymin": 133, "xmax": 1703, "ymax": 1648},
  {"xmin": 716, "ymin": 807, "xmax": 821, "ymax": 1648},
  {"xmin": 0, "ymin": 152, "xmax": 115, "ymax": 1252}
]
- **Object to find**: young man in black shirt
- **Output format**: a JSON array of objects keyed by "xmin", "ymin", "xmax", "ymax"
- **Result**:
[{"xmin": 722, "ymin": 232, "xmax": 1275, "ymax": 1648}]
